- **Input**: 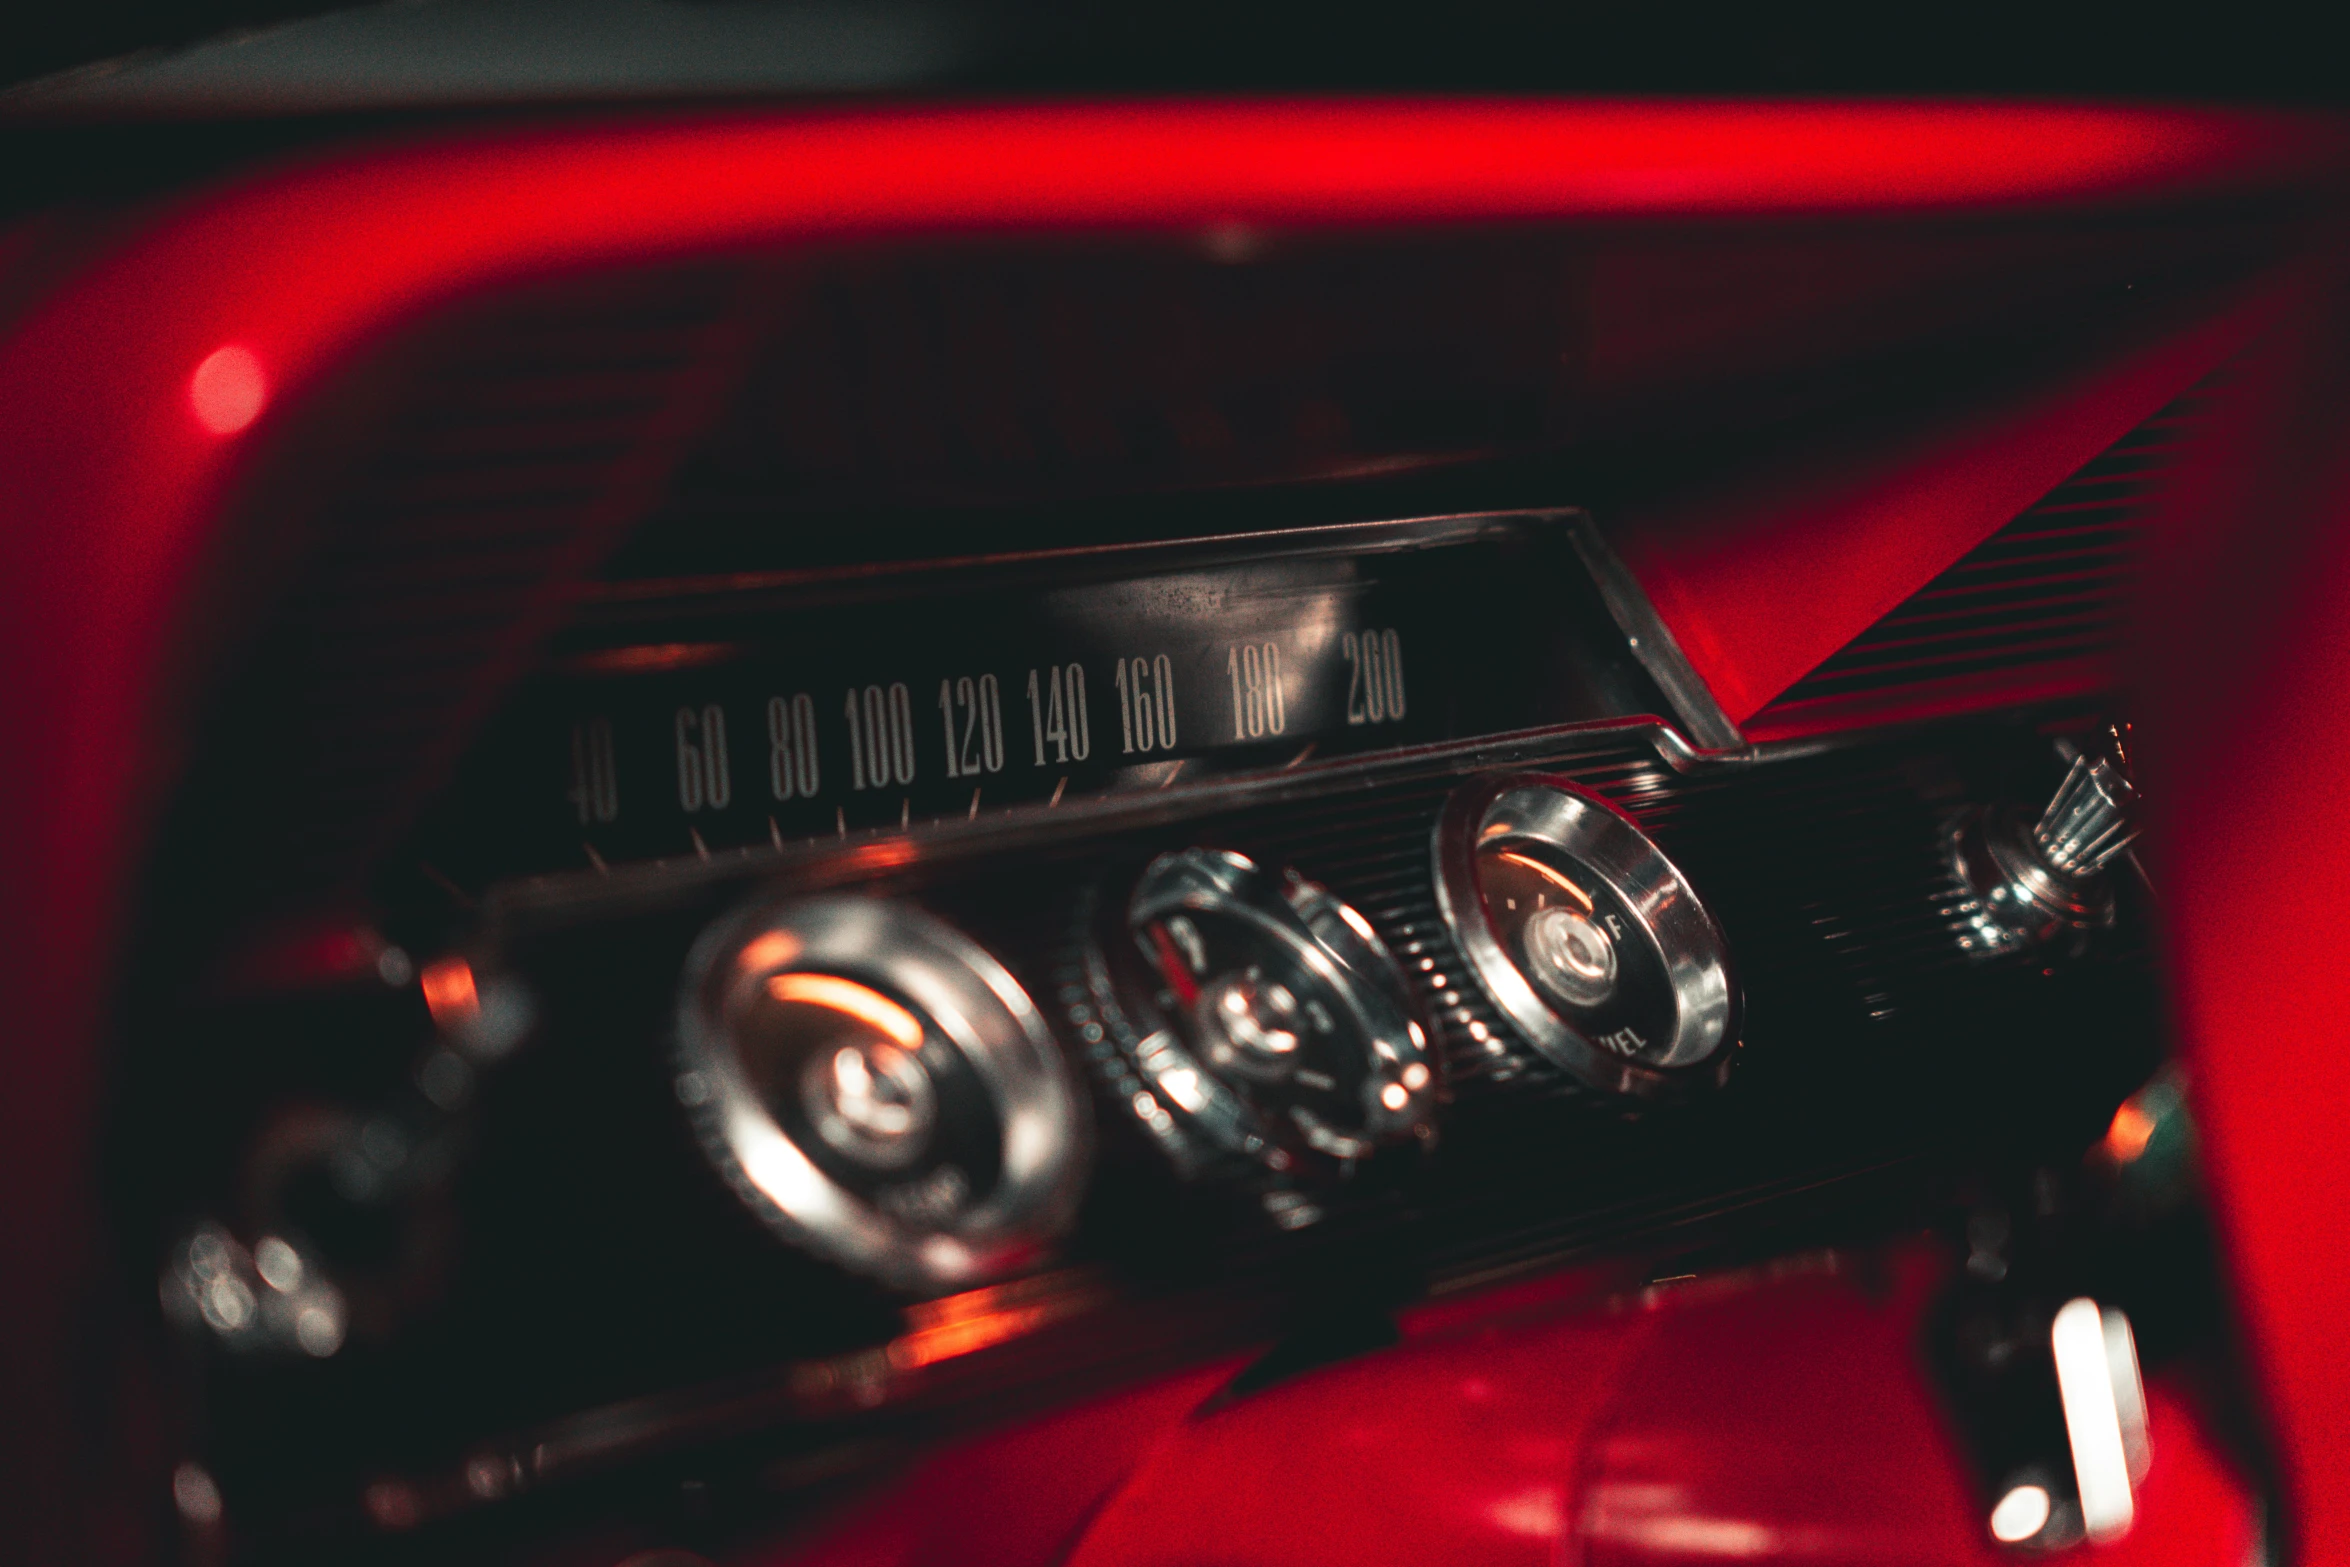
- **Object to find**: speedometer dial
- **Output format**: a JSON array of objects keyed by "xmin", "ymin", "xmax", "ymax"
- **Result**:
[{"xmin": 403, "ymin": 511, "xmax": 1680, "ymax": 893}]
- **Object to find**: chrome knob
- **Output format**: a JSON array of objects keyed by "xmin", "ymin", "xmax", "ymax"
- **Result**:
[
  {"xmin": 676, "ymin": 897, "xmax": 1089, "ymax": 1291},
  {"xmin": 1950, "ymin": 740, "xmax": 2139, "ymax": 958},
  {"xmin": 1081, "ymin": 849, "xmax": 1436, "ymax": 1218},
  {"xmin": 161, "ymin": 1223, "xmax": 348, "ymax": 1359},
  {"xmin": 1523, "ymin": 904, "xmax": 1619, "ymax": 1008},
  {"xmin": 1435, "ymin": 776, "xmax": 1739, "ymax": 1098},
  {"xmin": 1198, "ymin": 968, "xmax": 1310, "ymax": 1080},
  {"xmin": 2032, "ymin": 753, "xmax": 2138, "ymax": 878},
  {"xmin": 793, "ymin": 986, "xmax": 939, "ymax": 1171}
]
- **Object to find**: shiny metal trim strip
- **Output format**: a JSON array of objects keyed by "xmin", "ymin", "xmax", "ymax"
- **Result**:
[
  {"xmin": 479, "ymin": 715, "xmax": 1867, "ymax": 932},
  {"xmin": 1563, "ymin": 512, "xmax": 1745, "ymax": 752},
  {"xmin": 581, "ymin": 507, "xmax": 1570, "ymax": 616}
]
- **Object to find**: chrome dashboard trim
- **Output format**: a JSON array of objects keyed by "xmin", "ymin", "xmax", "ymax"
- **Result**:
[
  {"xmin": 582, "ymin": 507, "xmax": 1596, "ymax": 617},
  {"xmin": 1564, "ymin": 511, "xmax": 1746, "ymax": 752},
  {"xmin": 479, "ymin": 717, "xmax": 1857, "ymax": 933}
]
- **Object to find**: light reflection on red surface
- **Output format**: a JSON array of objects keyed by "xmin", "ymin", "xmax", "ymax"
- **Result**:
[
  {"xmin": 887, "ymin": 1283, "xmax": 1069, "ymax": 1372},
  {"xmin": 1627, "ymin": 283, "xmax": 2295, "ymax": 729},
  {"xmin": 2136, "ymin": 257, "xmax": 2350, "ymax": 1567},
  {"xmin": 187, "ymin": 344, "xmax": 267, "ymax": 435},
  {"xmin": 769, "ymin": 1247, "xmax": 2259, "ymax": 1567}
]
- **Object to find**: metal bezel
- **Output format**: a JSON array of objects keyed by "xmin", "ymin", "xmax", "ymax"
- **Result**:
[
  {"xmin": 1091, "ymin": 849, "xmax": 1435, "ymax": 1189},
  {"xmin": 1562, "ymin": 513, "xmax": 1744, "ymax": 752},
  {"xmin": 1433, "ymin": 775, "xmax": 1738, "ymax": 1098},
  {"xmin": 1947, "ymin": 806, "xmax": 2118, "ymax": 959},
  {"xmin": 674, "ymin": 895, "xmax": 1089, "ymax": 1292}
]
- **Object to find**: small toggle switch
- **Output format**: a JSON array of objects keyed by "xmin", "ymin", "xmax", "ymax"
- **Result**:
[{"xmin": 1951, "ymin": 732, "xmax": 2139, "ymax": 959}]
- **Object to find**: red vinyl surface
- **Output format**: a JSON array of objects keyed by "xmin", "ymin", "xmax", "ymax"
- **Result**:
[
  {"xmin": 0, "ymin": 100, "xmax": 2340, "ymax": 1558},
  {"xmin": 770, "ymin": 1253, "xmax": 2259, "ymax": 1567},
  {"xmin": 1645, "ymin": 283, "xmax": 2286, "ymax": 732},
  {"xmin": 2135, "ymin": 260, "xmax": 2350, "ymax": 1567}
]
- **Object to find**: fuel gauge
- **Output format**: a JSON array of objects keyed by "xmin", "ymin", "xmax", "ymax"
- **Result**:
[{"xmin": 1436, "ymin": 776, "xmax": 1738, "ymax": 1099}]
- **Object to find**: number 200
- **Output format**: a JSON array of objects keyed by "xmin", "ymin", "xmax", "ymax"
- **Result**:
[{"xmin": 1342, "ymin": 629, "xmax": 1407, "ymax": 725}]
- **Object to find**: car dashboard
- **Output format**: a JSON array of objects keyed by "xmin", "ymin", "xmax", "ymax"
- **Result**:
[{"xmin": 4, "ymin": 82, "xmax": 2350, "ymax": 1567}]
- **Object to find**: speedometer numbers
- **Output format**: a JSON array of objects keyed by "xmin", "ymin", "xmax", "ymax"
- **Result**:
[
  {"xmin": 444, "ymin": 509, "xmax": 1682, "ymax": 889},
  {"xmin": 550, "ymin": 627, "xmax": 1413, "ymax": 868},
  {"xmin": 1112, "ymin": 653, "xmax": 1180, "ymax": 754},
  {"xmin": 1027, "ymin": 664, "xmax": 1091, "ymax": 766},
  {"xmin": 1226, "ymin": 643, "xmax": 1285, "ymax": 740}
]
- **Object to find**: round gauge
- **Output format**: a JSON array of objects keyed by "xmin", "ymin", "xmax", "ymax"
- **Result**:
[
  {"xmin": 1086, "ymin": 849, "xmax": 1435, "ymax": 1209},
  {"xmin": 1434, "ymin": 776, "xmax": 1738, "ymax": 1098},
  {"xmin": 675, "ymin": 897, "xmax": 1088, "ymax": 1292}
]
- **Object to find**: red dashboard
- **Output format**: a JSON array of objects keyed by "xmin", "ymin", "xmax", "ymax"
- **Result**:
[{"xmin": 5, "ymin": 90, "xmax": 2349, "ymax": 1567}]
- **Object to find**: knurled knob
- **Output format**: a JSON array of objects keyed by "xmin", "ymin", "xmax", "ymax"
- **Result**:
[
  {"xmin": 1950, "ymin": 736, "xmax": 2140, "ymax": 958},
  {"xmin": 2030, "ymin": 752, "xmax": 2139, "ymax": 879}
]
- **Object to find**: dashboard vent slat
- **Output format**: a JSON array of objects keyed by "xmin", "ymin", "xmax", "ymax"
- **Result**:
[
  {"xmin": 151, "ymin": 264, "xmax": 760, "ymax": 925},
  {"xmin": 1746, "ymin": 373, "xmax": 2226, "ymax": 738}
]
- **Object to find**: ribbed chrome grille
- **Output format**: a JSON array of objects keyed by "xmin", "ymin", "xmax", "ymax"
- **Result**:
[{"xmin": 1207, "ymin": 734, "xmax": 2000, "ymax": 1096}]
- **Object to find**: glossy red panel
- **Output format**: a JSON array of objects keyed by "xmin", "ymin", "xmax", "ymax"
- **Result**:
[
  {"xmin": 772, "ymin": 1252, "xmax": 2258, "ymax": 1567},
  {"xmin": 2135, "ymin": 261, "xmax": 2350, "ymax": 1567},
  {"xmin": 1580, "ymin": 1267, "xmax": 2257, "ymax": 1567},
  {"xmin": 770, "ymin": 1359, "xmax": 1244, "ymax": 1567},
  {"xmin": 1623, "ymin": 284, "xmax": 2289, "ymax": 729},
  {"xmin": 1066, "ymin": 1312, "xmax": 1647, "ymax": 1567}
]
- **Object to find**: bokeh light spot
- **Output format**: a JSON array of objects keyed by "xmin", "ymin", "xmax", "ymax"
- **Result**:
[{"xmin": 189, "ymin": 345, "xmax": 267, "ymax": 435}]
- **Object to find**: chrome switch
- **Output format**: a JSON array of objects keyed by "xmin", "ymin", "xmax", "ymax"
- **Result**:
[{"xmin": 1951, "ymin": 738, "xmax": 2139, "ymax": 959}]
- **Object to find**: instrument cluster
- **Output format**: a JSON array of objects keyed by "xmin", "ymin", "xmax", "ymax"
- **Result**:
[
  {"xmin": 666, "ymin": 755, "xmax": 1745, "ymax": 1295},
  {"xmin": 125, "ymin": 511, "xmax": 2160, "ymax": 1556}
]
